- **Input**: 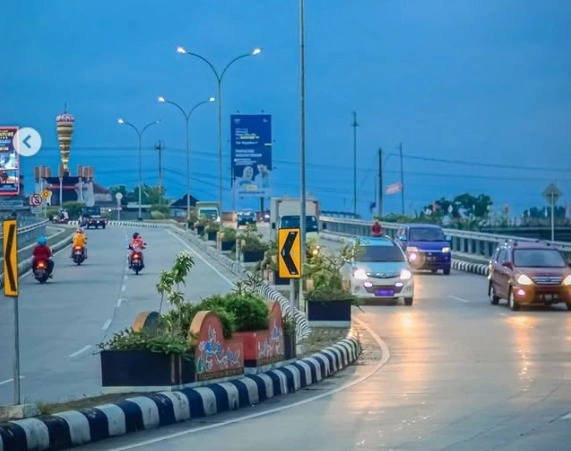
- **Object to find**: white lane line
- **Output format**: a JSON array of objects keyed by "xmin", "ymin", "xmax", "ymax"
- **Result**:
[
  {"xmin": 449, "ymin": 295, "xmax": 470, "ymax": 303},
  {"xmin": 167, "ymin": 230, "xmax": 234, "ymax": 287},
  {"xmin": 68, "ymin": 345, "xmax": 92, "ymax": 358},
  {"xmin": 0, "ymin": 376, "xmax": 25, "ymax": 387},
  {"xmin": 105, "ymin": 315, "xmax": 390, "ymax": 451},
  {"xmin": 123, "ymin": 275, "xmax": 128, "ymax": 282},
  {"xmin": 499, "ymin": 312, "xmax": 508, "ymax": 317},
  {"xmin": 561, "ymin": 412, "xmax": 571, "ymax": 420},
  {"xmin": 116, "ymin": 298, "xmax": 123, "ymax": 308},
  {"xmin": 121, "ymin": 284, "xmax": 127, "ymax": 292},
  {"xmin": 102, "ymin": 319, "xmax": 112, "ymax": 331}
]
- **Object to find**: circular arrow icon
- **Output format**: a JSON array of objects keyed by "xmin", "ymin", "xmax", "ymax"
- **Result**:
[{"xmin": 14, "ymin": 127, "xmax": 42, "ymax": 157}]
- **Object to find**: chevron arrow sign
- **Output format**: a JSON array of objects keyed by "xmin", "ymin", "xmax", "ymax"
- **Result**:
[{"xmin": 278, "ymin": 228, "xmax": 301, "ymax": 279}]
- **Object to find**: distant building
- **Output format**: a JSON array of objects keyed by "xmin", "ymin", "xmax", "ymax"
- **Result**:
[{"xmin": 170, "ymin": 194, "xmax": 199, "ymax": 217}]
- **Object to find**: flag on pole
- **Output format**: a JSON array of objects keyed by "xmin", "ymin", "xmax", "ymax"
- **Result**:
[{"xmin": 386, "ymin": 182, "xmax": 402, "ymax": 195}]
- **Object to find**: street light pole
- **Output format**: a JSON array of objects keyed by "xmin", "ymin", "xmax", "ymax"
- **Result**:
[
  {"xmin": 299, "ymin": 0, "xmax": 307, "ymax": 309},
  {"xmin": 158, "ymin": 96, "xmax": 215, "ymax": 220},
  {"xmin": 176, "ymin": 46, "xmax": 261, "ymax": 213},
  {"xmin": 117, "ymin": 118, "xmax": 159, "ymax": 221}
]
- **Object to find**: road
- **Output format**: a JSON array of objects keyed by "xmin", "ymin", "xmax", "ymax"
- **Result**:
[
  {"xmin": 82, "ymin": 237, "xmax": 571, "ymax": 450},
  {"xmin": 0, "ymin": 227, "xmax": 237, "ymax": 405}
]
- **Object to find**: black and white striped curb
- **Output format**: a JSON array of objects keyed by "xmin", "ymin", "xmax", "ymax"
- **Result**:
[
  {"xmin": 321, "ymin": 232, "xmax": 490, "ymax": 277},
  {"xmin": 0, "ymin": 234, "xmax": 73, "ymax": 289},
  {"xmin": 0, "ymin": 336, "xmax": 360, "ymax": 451},
  {"xmin": 68, "ymin": 220, "xmax": 167, "ymax": 228}
]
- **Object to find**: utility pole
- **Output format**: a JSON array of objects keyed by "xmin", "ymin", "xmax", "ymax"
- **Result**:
[
  {"xmin": 399, "ymin": 142, "xmax": 405, "ymax": 215},
  {"xmin": 351, "ymin": 111, "xmax": 359, "ymax": 216},
  {"xmin": 299, "ymin": 0, "xmax": 307, "ymax": 310},
  {"xmin": 378, "ymin": 147, "xmax": 383, "ymax": 218},
  {"xmin": 155, "ymin": 140, "xmax": 165, "ymax": 204}
]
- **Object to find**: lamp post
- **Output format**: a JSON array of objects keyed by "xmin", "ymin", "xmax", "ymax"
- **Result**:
[
  {"xmin": 158, "ymin": 96, "xmax": 215, "ymax": 220},
  {"xmin": 176, "ymin": 46, "xmax": 261, "ymax": 212},
  {"xmin": 117, "ymin": 118, "xmax": 159, "ymax": 221}
]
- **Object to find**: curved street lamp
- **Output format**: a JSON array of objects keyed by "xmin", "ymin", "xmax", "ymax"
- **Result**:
[
  {"xmin": 176, "ymin": 46, "xmax": 261, "ymax": 212},
  {"xmin": 157, "ymin": 96, "xmax": 215, "ymax": 220},
  {"xmin": 117, "ymin": 118, "xmax": 160, "ymax": 221}
]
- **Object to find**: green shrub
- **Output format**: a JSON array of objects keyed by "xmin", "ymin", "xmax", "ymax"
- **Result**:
[
  {"xmin": 150, "ymin": 210, "xmax": 166, "ymax": 219},
  {"xmin": 221, "ymin": 227, "xmax": 237, "ymax": 242},
  {"xmin": 222, "ymin": 292, "xmax": 269, "ymax": 331}
]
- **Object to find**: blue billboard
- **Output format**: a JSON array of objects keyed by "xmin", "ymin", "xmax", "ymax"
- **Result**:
[
  {"xmin": 230, "ymin": 114, "xmax": 272, "ymax": 197},
  {"xmin": 0, "ymin": 127, "xmax": 20, "ymax": 196}
]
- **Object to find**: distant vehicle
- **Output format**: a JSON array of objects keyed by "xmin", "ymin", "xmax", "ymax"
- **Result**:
[
  {"xmin": 196, "ymin": 201, "xmax": 221, "ymax": 223},
  {"xmin": 237, "ymin": 210, "xmax": 256, "ymax": 227},
  {"xmin": 259, "ymin": 210, "xmax": 270, "ymax": 222},
  {"xmin": 81, "ymin": 206, "xmax": 107, "ymax": 229},
  {"xmin": 340, "ymin": 236, "xmax": 414, "ymax": 306},
  {"xmin": 488, "ymin": 240, "xmax": 571, "ymax": 311},
  {"xmin": 270, "ymin": 197, "xmax": 321, "ymax": 243},
  {"xmin": 395, "ymin": 224, "xmax": 451, "ymax": 275}
]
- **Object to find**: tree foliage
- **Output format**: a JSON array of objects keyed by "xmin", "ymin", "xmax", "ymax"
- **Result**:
[{"xmin": 423, "ymin": 193, "xmax": 493, "ymax": 218}]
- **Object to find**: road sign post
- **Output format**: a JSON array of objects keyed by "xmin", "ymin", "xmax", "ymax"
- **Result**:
[
  {"xmin": 278, "ymin": 228, "xmax": 301, "ymax": 335},
  {"xmin": 3, "ymin": 218, "xmax": 20, "ymax": 405},
  {"xmin": 543, "ymin": 183, "xmax": 563, "ymax": 242},
  {"xmin": 115, "ymin": 192, "xmax": 123, "ymax": 221}
]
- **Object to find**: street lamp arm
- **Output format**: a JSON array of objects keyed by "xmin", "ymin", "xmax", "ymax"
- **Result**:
[
  {"xmin": 188, "ymin": 99, "xmax": 214, "ymax": 119},
  {"xmin": 220, "ymin": 53, "xmax": 254, "ymax": 82},
  {"xmin": 183, "ymin": 51, "xmax": 221, "ymax": 82},
  {"xmin": 164, "ymin": 100, "xmax": 188, "ymax": 122},
  {"xmin": 141, "ymin": 121, "xmax": 159, "ymax": 136},
  {"xmin": 121, "ymin": 121, "xmax": 141, "ymax": 138}
]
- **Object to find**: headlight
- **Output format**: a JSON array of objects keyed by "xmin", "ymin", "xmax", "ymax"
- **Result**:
[
  {"xmin": 563, "ymin": 275, "xmax": 571, "ymax": 285},
  {"xmin": 353, "ymin": 268, "xmax": 367, "ymax": 280},
  {"xmin": 407, "ymin": 246, "xmax": 418, "ymax": 253},
  {"xmin": 442, "ymin": 247, "xmax": 450, "ymax": 253},
  {"xmin": 400, "ymin": 269, "xmax": 412, "ymax": 280},
  {"xmin": 516, "ymin": 274, "xmax": 533, "ymax": 286}
]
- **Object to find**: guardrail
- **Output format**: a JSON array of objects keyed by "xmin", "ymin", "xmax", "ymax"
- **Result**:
[
  {"xmin": 319, "ymin": 216, "xmax": 571, "ymax": 259},
  {"xmin": 0, "ymin": 218, "xmax": 49, "ymax": 251}
]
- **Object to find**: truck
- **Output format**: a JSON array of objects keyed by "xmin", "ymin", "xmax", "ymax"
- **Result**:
[
  {"xmin": 269, "ymin": 197, "xmax": 320, "ymax": 242},
  {"xmin": 196, "ymin": 201, "xmax": 221, "ymax": 223},
  {"xmin": 81, "ymin": 205, "xmax": 107, "ymax": 229}
]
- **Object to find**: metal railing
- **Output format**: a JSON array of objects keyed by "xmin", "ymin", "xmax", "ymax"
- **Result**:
[
  {"xmin": 0, "ymin": 218, "xmax": 49, "ymax": 251},
  {"xmin": 319, "ymin": 216, "xmax": 571, "ymax": 259}
]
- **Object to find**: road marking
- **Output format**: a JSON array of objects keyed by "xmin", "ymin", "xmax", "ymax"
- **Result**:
[
  {"xmin": 449, "ymin": 295, "xmax": 470, "ymax": 303},
  {"xmin": 121, "ymin": 284, "xmax": 127, "ymax": 292},
  {"xmin": 561, "ymin": 412, "xmax": 571, "ymax": 420},
  {"xmin": 167, "ymin": 230, "xmax": 234, "ymax": 287},
  {"xmin": 105, "ymin": 314, "xmax": 390, "ymax": 450},
  {"xmin": 68, "ymin": 345, "xmax": 92, "ymax": 358},
  {"xmin": 0, "ymin": 376, "xmax": 24, "ymax": 387},
  {"xmin": 123, "ymin": 275, "xmax": 128, "ymax": 282},
  {"xmin": 499, "ymin": 312, "xmax": 508, "ymax": 317},
  {"xmin": 116, "ymin": 298, "xmax": 123, "ymax": 308},
  {"xmin": 102, "ymin": 319, "xmax": 112, "ymax": 330}
]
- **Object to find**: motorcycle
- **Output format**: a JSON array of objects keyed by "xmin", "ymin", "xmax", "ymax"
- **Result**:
[
  {"xmin": 33, "ymin": 260, "xmax": 50, "ymax": 283},
  {"xmin": 129, "ymin": 244, "xmax": 146, "ymax": 275},
  {"xmin": 72, "ymin": 246, "xmax": 86, "ymax": 265}
]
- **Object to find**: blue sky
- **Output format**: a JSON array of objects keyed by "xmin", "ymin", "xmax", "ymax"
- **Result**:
[{"xmin": 3, "ymin": 0, "xmax": 571, "ymax": 216}]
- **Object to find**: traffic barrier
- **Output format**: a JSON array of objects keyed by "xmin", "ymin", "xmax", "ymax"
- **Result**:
[
  {"xmin": 0, "ymin": 219, "xmax": 49, "ymax": 252},
  {"xmin": 320, "ymin": 216, "xmax": 571, "ymax": 259},
  {"xmin": 0, "ymin": 335, "xmax": 360, "ymax": 451}
]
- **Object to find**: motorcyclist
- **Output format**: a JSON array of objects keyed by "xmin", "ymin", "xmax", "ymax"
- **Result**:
[
  {"xmin": 128, "ymin": 232, "xmax": 145, "ymax": 268},
  {"xmin": 32, "ymin": 236, "xmax": 54, "ymax": 277},
  {"xmin": 371, "ymin": 218, "xmax": 382, "ymax": 237},
  {"xmin": 71, "ymin": 227, "xmax": 87, "ymax": 259}
]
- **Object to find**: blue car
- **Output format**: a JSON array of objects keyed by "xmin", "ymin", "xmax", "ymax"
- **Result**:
[{"xmin": 395, "ymin": 224, "xmax": 452, "ymax": 275}]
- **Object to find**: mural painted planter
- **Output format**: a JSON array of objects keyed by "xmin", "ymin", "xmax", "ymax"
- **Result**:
[
  {"xmin": 221, "ymin": 239, "xmax": 235, "ymax": 251},
  {"xmin": 233, "ymin": 301, "xmax": 285, "ymax": 367},
  {"xmin": 307, "ymin": 299, "xmax": 352, "ymax": 327},
  {"xmin": 100, "ymin": 350, "xmax": 195, "ymax": 387},
  {"xmin": 190, "ymin": 311, "xmax": 244, "ymax": 381},
  {"xmin": 242, "ymin": 249, "xmax": 265, "ymax": 263}
]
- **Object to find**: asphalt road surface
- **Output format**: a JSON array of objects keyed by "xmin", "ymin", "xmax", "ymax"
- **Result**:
[
  {"xmin": 80, "ymin": 238, "xmax": 571, "ymax": 450},
  {"xmin": 0, "ymin": 227, "xmax": 237, "ymax": 405}
]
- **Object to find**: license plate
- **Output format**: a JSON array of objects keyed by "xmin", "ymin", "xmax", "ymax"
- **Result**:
[
  {"xmin": 540, "ymin": 294, "xmax": 558, "ymax": 301},
  {"xmin": 375, "ymin": 290, "xmax": 393, "ymax": 296}
]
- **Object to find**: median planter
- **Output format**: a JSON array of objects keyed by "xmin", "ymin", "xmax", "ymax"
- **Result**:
[
  {"xmin": 221, "ymin": 239, "xmax": 235, "ymax": 251},
  {"xmin": 242, "ymin": 249, "xmax": 265, "ymax": 263},
  {"xmin": 273, "ymin": 270, "xmax": 290, "ymax": 286},
  {"xmin": 196, "ymin": 225, "xmax": 205, "ymax": 235},
  {"xmin": 206, "ymin": 230, "xmax": 217, "ymax": 241},
  {"xmin": 284, "ymin": 330, "xmax": 296, "ymax": 360},
  {"xmin": 233, "ymin": 301, "xmax": 284, "ymax": 367},
  {"xmin": 307, "ymin": 299, "xmax": 352, "ymax": 327}
]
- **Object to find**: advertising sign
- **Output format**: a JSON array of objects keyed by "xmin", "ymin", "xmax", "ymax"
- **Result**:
[
  {"xmin": 230, "ymin": 114, "xmax": 272, "ymax": 197},
  {"xmin": 0, "ymin": 127, "xmax": 20, "ymax": 196}
]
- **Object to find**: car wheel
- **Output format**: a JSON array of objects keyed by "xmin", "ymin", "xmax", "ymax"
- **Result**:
[
  {"xmin": 404, "ymin": 297, "xmax": 413, "ymax": 306},
  {"xmin": 508, "ymin": 288, "xmax": 520, "ymax": 311},
  {"xmin": 443, "ymin": 268, "xmax": 451, "ymax": 275},
  {"xmin": 566, "ymin": 302, "xmax": 571, "ymax": 311},
  {"xmin": 489, "ymin": 283, "xmax": 499, "ymax": 305}
]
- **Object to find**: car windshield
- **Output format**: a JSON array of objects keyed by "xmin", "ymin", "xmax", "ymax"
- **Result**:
[
  {"xmin": 513, "ymin": 249, "xmax": 566, "ymax": 268},
  {"xmin": 280, "ymin": 215, "xmax": 318, "ymax": 232},
  {"xmin": 83, "ymin": 207, "xmax": 101, "ymax": 215},
  {"xmin": 409, "ymin": 227, "xmax": 446, "ymax": 241},
  {"xmin": 200, "ymin": 209, "xmax": 218, "ymax": 218},
  {"xmin": 356, "ymin": 245, "xmax": 405, "ymax": 263}
]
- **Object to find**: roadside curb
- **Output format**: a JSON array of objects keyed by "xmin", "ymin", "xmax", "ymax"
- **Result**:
[
  {"xmin": 0, "ymin": 335, "xmax": 361, "ymax": 451},
  {"xmin": 320, "ymin": 232, "xmax": 490, "ymax": 277}
]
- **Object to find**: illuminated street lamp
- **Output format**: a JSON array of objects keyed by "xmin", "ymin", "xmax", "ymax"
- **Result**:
[
  {"xmin": 157, "ymin": 96, "xmax": 215, "ymax": 220},
  {"xmin": 176, "ymin": 46, "xmax": 262, "ymax": 211}
]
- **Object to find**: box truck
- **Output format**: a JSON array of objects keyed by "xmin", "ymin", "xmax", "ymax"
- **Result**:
[{"xmin": 270, "ymin": 197, "xmax": 320, "ymax": 242}]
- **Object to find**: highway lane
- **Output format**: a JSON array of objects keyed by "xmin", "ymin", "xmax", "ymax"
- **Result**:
[
  {"xmin": 83, "ymin": 245, "xmax": 571, "ymax": 450},
  {"xmin": 0, "ymin": 227, "xmax": 237, "ymax": 405}
]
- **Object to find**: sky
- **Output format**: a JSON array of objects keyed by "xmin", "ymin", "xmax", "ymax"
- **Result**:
[{"xmin": 2, "ymin": 0, "xmax": 571, "ymax": 217}]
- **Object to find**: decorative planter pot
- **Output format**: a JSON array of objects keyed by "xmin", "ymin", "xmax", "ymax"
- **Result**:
[
  {"xmin": 206, "ymin": 230, "xmax": 218, "ymax": 241},
  {"xmin": 284, "ymin": 331, "xmax": 296, "ymax": 360},
  {"xmin": 196, "ymin": 225, "xmax": 205, "ymax": 235},
  {"xmin": 100, "ymin": 350, "xmax": 195, "ymax": 387},
  {"xmin": 242, "ymin": 249, "xmax": 265, "ymax": 263},
  {"xmin": 187, "ymin": 221, "xmax": 195, "ymax": 230},
  {"xmin": 273, "ymin": 270, "xmax": 290, "ymax": 286},
  {"xmin": 221, "ymin": 239, "xmax": 235, "ymax": 251},
  {"xmin": 307, "ymin": 299, "xmax": 352, "ymax": 328}
]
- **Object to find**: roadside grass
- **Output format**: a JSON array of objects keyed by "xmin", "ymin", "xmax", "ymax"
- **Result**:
[
  {"xmin": 36, "ymin": 392, "xmax": 145, "ymax": 416},
  {"xmin": 298, "ymin": 327, "xmax": 355, "ymax": 358}
]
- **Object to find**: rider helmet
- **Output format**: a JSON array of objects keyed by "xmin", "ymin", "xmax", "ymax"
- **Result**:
[
  {"xmin": 77, "ymin": 227, "xmax": 84, "ymax": 233},
  {"xmin": 37, "ymin": 236, "xmax": 47, "ymax": 245},
  {"xmin": 133, "ymin": 232, "xmax": 140, "ymax": 239}
]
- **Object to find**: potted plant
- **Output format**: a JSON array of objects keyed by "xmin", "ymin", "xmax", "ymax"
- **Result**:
[
  {"xmin": 195, "ymin": 217, "xmax": 208, "ymax": 236},
  {"xmin": 239, "ymin": 227, "xmax": 267, "ymax": 263},
  {"xmin": 205, "ymin": 220, "xmax": 220, "ymax": 241},
  {"xmin": 220, "ymin": 227, "xmax": 237, "ymax": 251},
  {"xmin": 304, "ymin": 246, "xmax": 357, "ymax": 327},
  {"xmin": 282, "ymin": 314, "xmax": 296, "ymax": 360},
  {"xmin": 187, "ymin": 209, "xmax": 198, "ymax": 230},
  {"xmin": 259, "ymin": 241, "xmax": 289, "ymax": 285}
]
